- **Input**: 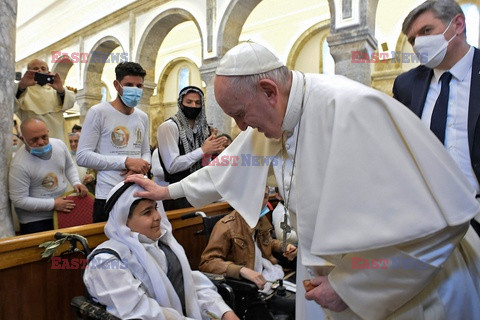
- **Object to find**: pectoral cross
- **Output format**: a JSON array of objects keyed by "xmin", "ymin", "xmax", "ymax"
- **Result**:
[{"xmin": 280, "ymin": 210, "xmax": 292, "ymax": 252}]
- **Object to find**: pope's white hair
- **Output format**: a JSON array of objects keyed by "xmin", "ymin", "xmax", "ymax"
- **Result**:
[{"xmin": 224, "ymin": 66, "xmax": 290, "ymax": 97}]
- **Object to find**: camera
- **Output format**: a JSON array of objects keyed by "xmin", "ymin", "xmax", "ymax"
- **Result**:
[{"xmin": 34, "ymin": 72, "xmax": 55, "ymax": 86}]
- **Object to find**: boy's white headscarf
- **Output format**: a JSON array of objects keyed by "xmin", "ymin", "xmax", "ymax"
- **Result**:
[{"xmin": 103, "ymin": 180, "xmax": 203, "ymax": 319}]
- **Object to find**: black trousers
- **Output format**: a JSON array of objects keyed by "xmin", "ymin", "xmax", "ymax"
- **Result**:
[{"xmin": 20, "ymin": 219, "xmax": 53, "ymax": 234}]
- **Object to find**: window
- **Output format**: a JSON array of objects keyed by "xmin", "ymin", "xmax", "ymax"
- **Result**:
[
  {"xmin": 101, "ymin": 86, "xmax": 108, "ymax": 102},
  {"xmin": 178, "ymin": 67, "xmax": 190, "ymax": 93},
  {"xmin": 322, "ymin": 38, "xmax": 335, "ymax": 75},
  {"xmin": 462, "ymin": 3, "xmax": 479, "ymax": 47}
]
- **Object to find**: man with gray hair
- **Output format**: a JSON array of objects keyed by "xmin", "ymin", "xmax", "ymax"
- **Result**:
[
  {"xmin": 128, "ymin": 41, "xmax": 480, "ymax": 319},
  {"xmin": 393, "ymin": 0, "xmax": 480, "ymax": 236}
]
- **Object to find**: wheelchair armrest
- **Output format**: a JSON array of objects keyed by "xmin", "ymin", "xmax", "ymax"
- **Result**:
[
  {"xmin": 71, "ymin": 295, "xmax": 120, "ymax": 320},
  {"xmin": 202, "ymin": 272, "xmax": 258, "ymax": 292},
  {"xmin": 224, "ymin": 277, "xmax": 258, "ymax": 293},
  {"xmin": 202, "ymin": 272, "xmax": 227, "ymax": 285},
  {"xmin": 202, "ymin": 273, "xmax": 237, "ymax": 311}
]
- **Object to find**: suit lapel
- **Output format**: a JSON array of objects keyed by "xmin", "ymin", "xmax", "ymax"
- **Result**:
[
  {"xmin": 411, "ymin": 67, "xmax": 433, "ymax": 117},
  {"xmin": 468, "ymin": 48, "xmax": 480, "ymax": 151}
]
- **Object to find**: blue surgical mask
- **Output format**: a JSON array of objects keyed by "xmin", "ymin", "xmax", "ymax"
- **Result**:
[
  {"xmin": 27, "ymin": 143, "xmax": 53, "ymax": 160},
  {"xmin": 260, "ymin": 205, "xmax": 270, "ymax": 218},
  {"xmin": 120, "ymin": 86, "xmax": 143, "ymax": 108}
]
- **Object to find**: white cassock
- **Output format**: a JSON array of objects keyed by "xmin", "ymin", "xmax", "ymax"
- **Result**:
[
  {"xmin": 168, "ymin": 71, "xmax": 480, "ymax": 320},
  {"xmin": 14, "ymin": 83, "xmax": 75, "ymax": 141}
]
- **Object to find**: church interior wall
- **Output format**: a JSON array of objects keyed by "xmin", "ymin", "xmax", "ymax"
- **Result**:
[
  {"xmin": 7, "ymin": 0, "xmax": 480, "ymax": 238},
  {"xmin": 16, "ymin": 0, "xmax": 137, "ymax": 62},
  {"xmin": 14, "ymin": 0, "xmax": 480, "ymax": 129}
]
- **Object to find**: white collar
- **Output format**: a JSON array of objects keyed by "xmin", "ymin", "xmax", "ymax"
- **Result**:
[
  {"xmin": 434, "ymin": 46, "xmax": 474, "ymax": 82},
  {"xmin": 281, "ymin": 71, "xmax": 304, "ymax": 133}
]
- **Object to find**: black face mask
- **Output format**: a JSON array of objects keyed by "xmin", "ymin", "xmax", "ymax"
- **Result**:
[{"xmin": 181, "ymin": 105, "xmax": 202, "ymax": 119}]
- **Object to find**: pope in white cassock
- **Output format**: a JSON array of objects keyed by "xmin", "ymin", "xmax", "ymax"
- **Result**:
[{"xmin": 127, "ymin": 42, "xmax": 480, "ymax": 320}]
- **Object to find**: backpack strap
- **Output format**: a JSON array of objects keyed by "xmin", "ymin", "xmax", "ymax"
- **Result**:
[{"xmin": 87, "ymin": 248, "xmax": 121, "ymax": 264}]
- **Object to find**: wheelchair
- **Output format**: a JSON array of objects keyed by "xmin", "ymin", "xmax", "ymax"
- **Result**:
[
  {"xmin": 50, "ymin": 232, "xmax": 120, "ymax": 320},
  {"xmin": 182, "ymin": 211, "xmax": 296, "ymax": 320}
]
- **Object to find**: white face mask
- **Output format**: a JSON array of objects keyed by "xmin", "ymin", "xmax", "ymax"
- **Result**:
[{"xmin": 413, "ymin": 18, "xmax": 457, "ymax": 69}]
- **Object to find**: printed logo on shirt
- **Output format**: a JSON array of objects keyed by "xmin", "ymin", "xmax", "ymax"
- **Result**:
[
  {"xmin": 42, "ymin": 173, "xmax": 58, "ymax": 190},
  {"xmin": 111, "ymin": 126, "xmax": 129, "ymax": 148},
  {"xmin": 133, "ymin": 127, "xmax": 143, "ymax": 148}
]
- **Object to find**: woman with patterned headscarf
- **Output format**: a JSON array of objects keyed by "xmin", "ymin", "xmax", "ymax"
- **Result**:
[
  {"xmin": 156, "ymin": 86, "xmax": 227, "ymax": 210},
  {"xmin": 83, "ymin": 180, "xmax": 238, "ymax": 320}
]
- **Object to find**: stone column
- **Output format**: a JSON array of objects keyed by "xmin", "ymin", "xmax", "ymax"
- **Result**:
[
  {"xmin": 200, "ymin": 59, "xmax": 232, "ymax": 136},
  {"xmin": 139, "ymin": 79, "xmax": 156, "ymax": 146},
  {"xmin": 75, "ymin": 89, "xmax": 102, "ymax": 123},
  {"xmin": 327, "ymin": 0, "xmax": 378, "ymax": 86},
  {"xmin": 328, "ymin": 29, "xmax": 377, "ymax": 85},
  {"xmin": 0, "ymin": 0, "xmax": 17, "ymax": 238}
]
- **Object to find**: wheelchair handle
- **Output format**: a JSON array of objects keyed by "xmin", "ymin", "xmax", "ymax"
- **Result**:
[
  {"xmin": 181, "ymin": 211, "xmax": 206, "ymax": 220},
  {"xmin": 54, "ymin": 232, "xmax": 91, "ymax": 256}
]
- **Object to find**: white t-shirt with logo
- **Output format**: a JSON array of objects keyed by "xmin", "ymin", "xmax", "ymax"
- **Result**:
[
  {"xmin": 9, "ymin": 138, "xmax": 81, "ymax": 223},
  {"xmin": 76, "ymin": 101, "xmax": 151, "ymax": 199}
]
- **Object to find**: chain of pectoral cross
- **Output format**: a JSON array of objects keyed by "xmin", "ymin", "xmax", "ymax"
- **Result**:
[{"xmin": 280, "ymin": 72, "xmax": 305, "ymax": 252}]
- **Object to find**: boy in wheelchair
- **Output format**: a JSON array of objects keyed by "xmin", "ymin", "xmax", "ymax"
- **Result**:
[
  {"xmin": 199, "ymin": 186, "xmax": 297, "ymax": 318},
  {"xmin": 83, "ymin": 180, "xmax": 239, "ymax": 320}
]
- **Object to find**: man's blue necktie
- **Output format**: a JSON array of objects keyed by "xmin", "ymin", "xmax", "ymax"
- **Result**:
[{"xmin": 430, "ymin": 71, "xmax": 453, "ymax": 144}]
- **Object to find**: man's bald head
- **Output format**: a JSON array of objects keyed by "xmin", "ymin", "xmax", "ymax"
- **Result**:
[{"xmin": 20, "ymin": 119, "xmax": 50, "ymax": 150}]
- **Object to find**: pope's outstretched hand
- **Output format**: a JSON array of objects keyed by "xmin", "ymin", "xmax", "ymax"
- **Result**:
[{"xmin": 125, "ymin": 174, "xmax": 171, "ymax": 200}]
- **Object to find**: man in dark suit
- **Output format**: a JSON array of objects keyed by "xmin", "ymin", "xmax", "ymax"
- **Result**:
[{"xmin": 393, "ymin": 0, "xmax": 480, "ymax": 236}]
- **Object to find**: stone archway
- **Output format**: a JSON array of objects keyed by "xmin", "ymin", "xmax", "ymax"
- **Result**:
[
  {"xmin": 200, "ymin": 0, "xmax": 263, "ymax": 134},
  {"xmin": 136, "ymin": 8, "xmax": 203, "ymax": 142},
  {"xmin": 51, "ymin": 54, "xmax": 74, "ymax": 82},
  {"xmin": 287, "ymin": 20, "xmax": 331, "ymax": 71},
  {"xmin": 149, "ymin": 57, "xmax": 201, "ymax": 146},
  {"xmin": 77, "ymin": 36, "xmax": 123, "ymax": 121},
  {"xmin": 136, "ymin": 8, "xmax": 202, "ymax": 86},
  {"xmin": 216, "ymin": 0, "xmax": 262, "ymax": 55}
]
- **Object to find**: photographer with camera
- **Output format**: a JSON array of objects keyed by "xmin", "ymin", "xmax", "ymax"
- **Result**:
[{"xmin": 15, "ymin": 58, "xmax": 75, "ymax": 142}]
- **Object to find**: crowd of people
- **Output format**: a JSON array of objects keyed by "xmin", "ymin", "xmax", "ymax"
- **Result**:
[
  {"xmin": 5, "ymin": 0, "xmax": 480, "ymax": 319},
  {"xmin": 9, "ymin": 61, "xmax": 228, "ymax": 232}
]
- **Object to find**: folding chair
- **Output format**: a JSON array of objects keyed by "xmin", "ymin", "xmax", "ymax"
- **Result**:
[{"xmin": 54, "ymin": 190, "xmax": 94, "ymax": 229}]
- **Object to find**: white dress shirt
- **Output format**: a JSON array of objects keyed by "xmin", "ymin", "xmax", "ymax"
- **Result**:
[{"xmin": 422, "ymin": 46, "xmax": 479, "ymax": 192}]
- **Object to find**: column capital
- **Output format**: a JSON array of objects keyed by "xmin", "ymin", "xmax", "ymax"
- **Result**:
[{"xmin": 327, "ymin": 27, "xmax": 377, "ymax": 86}]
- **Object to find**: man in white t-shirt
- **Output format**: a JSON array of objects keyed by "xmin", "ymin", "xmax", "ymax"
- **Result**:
[
  {"xmin": 9, "ymin": 118, "xmax": 88, "ymax": 234},
  {"xmin": 77, "ymin": 62, "xmax": 151, "ymax": 222}
]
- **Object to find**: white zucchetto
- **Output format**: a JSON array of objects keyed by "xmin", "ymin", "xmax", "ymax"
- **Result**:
[{"xmin": 215, "ymin": 42, "xmax": 284, "ymax": 76}]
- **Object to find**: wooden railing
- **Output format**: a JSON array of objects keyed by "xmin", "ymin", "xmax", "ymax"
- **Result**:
[{"xmin": 0, "ymin": 201, "xmax": 232, "ymax": 320}]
